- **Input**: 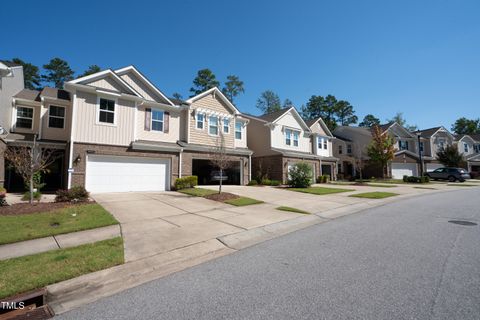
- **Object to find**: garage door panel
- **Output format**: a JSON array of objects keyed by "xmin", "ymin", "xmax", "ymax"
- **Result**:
[
  {"xmin": 391, "ymin": 163, "xmax": 418, "ymax": 179},
  {"xmin": 86, "ymin": 155, "xmax": 170, "ymax": 193}
]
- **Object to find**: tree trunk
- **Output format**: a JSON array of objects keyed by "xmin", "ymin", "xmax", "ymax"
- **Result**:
[
  {"xmin": 29, "ymin": 174, "xmax": 33, "ymax": 205},
  {"xmin": 219, "ymin": 168, "xmax": 223, "ymax": 194}
]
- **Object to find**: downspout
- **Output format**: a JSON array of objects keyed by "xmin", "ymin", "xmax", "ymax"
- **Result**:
[
  {"xmin": 178, "ymin": 148, "xmax": 183, "ymax": 178},
  {"xmin": 67, "ymin": 92, "xmax": 77, "ymax": 189},
  {"xmin": 248, "ymin": 154, "xmax": 251, "ymax": 183},
  {"xmin": 39, "ymin": 97, "xmax": 44, "ymax": 139}
]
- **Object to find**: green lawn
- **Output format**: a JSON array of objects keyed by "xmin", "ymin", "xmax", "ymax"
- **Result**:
[
  {"xmin": 289, "ymin": 186, "xmax": 352, "ymax": 195},
  {"xmin": 177, "ymin": 188, "xmax": 218, "ymax": 197},
  {"xmin": 366, "ymin": 183, "xmax": 398, "ymax": 188},
  {"xmin": 0, "ymin": 204, "xmax": 118, "ymax": 245},
  {"xmin": 224, "ymin": 197, "xmax": 264, "ymax": 206},
  {"xmin": 276, "ymin": 206, "xmax": 310, "ymax": 214},
  {"xmin": 349, "ymin": 192, "xmax": 399, "ymax": 199},
  {"xmin": 0, "ymin": 237, "xmax": 124, "ymax": 299}
]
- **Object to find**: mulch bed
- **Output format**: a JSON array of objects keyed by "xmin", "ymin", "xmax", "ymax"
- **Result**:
[
  {"xmin": 0, "ymin": 201, "xmax": 94, "ymax": 216},
  {"xmin": 204, "ymin": 192, "xmax": 239, "ymax": 202}
]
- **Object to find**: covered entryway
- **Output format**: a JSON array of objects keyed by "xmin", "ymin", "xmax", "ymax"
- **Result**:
[
  {"xmin": 86, "ymin": 155, "xmax": 170, "ymax": 193},
  {"xmin": 391, "ymin": 163, "xmax": 418, "ymax": 179},
  {"xmin": 192, "ymin": 159, "xmax": 241, "ymax": 185}
]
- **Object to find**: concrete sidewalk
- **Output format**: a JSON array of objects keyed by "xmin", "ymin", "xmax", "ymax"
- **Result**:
[{"xmin": 0, "ymin": 225, "xmax": 120, "ymax": 260}]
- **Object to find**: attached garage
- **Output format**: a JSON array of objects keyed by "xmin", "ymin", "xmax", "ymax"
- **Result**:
[
  {"xmin": 391, "ymin": 163, "xmax": 418, "ymax": 179},
  {"xmin": 86, "ymin": 155, "xmax": 170, "ymax": 193},
  {"xmin": 192, "ymin": 159, "xmax": 241, "ymax": 185}
]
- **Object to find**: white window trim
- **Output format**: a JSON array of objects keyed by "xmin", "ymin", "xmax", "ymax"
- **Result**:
[
  {"xmin": 223, "ymin": 118, "xmax": 230, "ymax": 134},
  {"xmin": 235, "ymin": 121, "xmax": 242, "ymax": 140},
  {"xmin": 96, "ymin": 96, "xmax": 117, "ymax": 127},
  {"xmin": 285, "ymin": 129, "xmax": 292, "ymax": 146},
  {"xmin": 151, "ymin": 108, "xmax": 165, "ymax": 133},
  {"xmin": 47, "ymin": 105, "xmax": 66, "ymax": 129},
  {"xmin": 15, "ymin": 105, "xmax": 35, "ymax": 130},
  {"xmin": 293, "ymin": 131, "xmax": 299, "ymax": 147},
  {"xmin": 208, "ymin": 115, "xmax": 219, "ymax": 136},
  {"xmin": 195, "ymin": 113, "xmax": 205, "ymax": 130},
  {"xmin": 464, "ymin": 143, "xmax": 469, "ymax": 153}
]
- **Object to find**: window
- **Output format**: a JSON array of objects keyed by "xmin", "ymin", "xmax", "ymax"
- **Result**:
[
  {"xmin": 151, "ymin": 109, "xmax": 164, "ymax": 131},
  {"xmin": 347, "ymin": 144, "xmax": 352, "ymax": 154},
  {"xmin": 293, "ymin": 131, "xmax": 299, "ymax": 147},
  {"xmin": 209, "ymin": 116, "xmax": 218, "ymax": 135},
  {"xmin": 419, "ymin": 142, "xmax": 424, "ymax": 153},
  {"xmin": 474, "ymin": 144, "xmax": 479, "ymax": 153},
  {"xmin": 399, "ymin": 140, "xmax": 408, "ymax": 150},
  {"xmin": 438, "ymin": 139, "xmax": 445, "ymax": 150},
  {"xmin": 196, "ymin": 113, "xmax": 204, "ymax": 129},
  {"xmin": 464, "ymin": 143, "xmax": 469, "ymax": 153},
  {"xmin": 285, "ymin": 129, "xmax": 292, "ymax": 145},
  {"xmin": 324, "ymin": 139, "xmax": 328, "ymax": 149},
  {"xmin": 48, "ymin": 105, "xmax": 65, "ymax": 128},
  {"xmin": 338, "ymin": 145, "xmax": 343, "ymax": 154},
  {"xmin": 318, "ymin": 137, "xmax": 322, "ymax": 149},
  {"xmin": 235, "ymin": 121, "xmax": 242, "ymax": 140},
  {"xmin": 16, "ymin": 106, "xmax": 34, "ymax": 129},
  {"xmin": 338, "ymin": 163, "xmax": 342, "ymax": 173},
  {"xmin": 99, "ymin": 98, "xmax": 115, "ymax": 124},
  {"xmin": 223, "ymin": 118, "xmax": 229, "ymax": 133}
]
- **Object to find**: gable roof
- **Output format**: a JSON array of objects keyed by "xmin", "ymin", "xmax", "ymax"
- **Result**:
[
  {"xmin": 40, "ymin": 87, "xmax": 71, "ymax": 101},
  {"xmin": 257, "ymin": 107, "xmax": 291, "ymax": 122},
  {"xmin": 470, "ymin": 133, "xmax": 480, "ymax": 142},
  {"xmin": 414, "ymin": 126, "xmax": 442, "ymax": 138},
  {"xmin": 378, "ymin": 122, "xmax": 394, "ymax": 132},
  {"xmin": 14, "ymin": 89, "xmax": 41, "ymax": 102},
  {"xmin": 185, "ymin": 87, "xmax": 239, "ymax": 114},
  {"xmin": 305, "ymin": 117, "xmax": 333, "ymax": 137},
  {"xmin": 114, "ymin": 65, "xmax": 174, "ymax": 106},
  {"xmin": 68, "ymin": 69, "xmax": 142, "ymax": 97}
]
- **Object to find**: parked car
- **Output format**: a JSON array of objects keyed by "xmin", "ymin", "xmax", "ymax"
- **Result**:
[{"xmin": 425, "ymin": 167, "xmax": 470, "ymax": 182}]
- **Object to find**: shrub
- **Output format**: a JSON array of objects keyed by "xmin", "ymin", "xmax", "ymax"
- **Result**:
[
  {"xmin": 317, "ymin": 175, "xmax": 330, "ymax": 183},
  {"xmin": 174, "ymin": 176, "xmax": 198, "ymax": 190},
  {"xmin": 420, "ymin": 176, "xmax": 430, "ymax": 183},
  {"xmin": 288, "ymin": 163, "xmax": 312, "ymax": 188},
  {"xmin": 470, "ymin": 171, "xmax": 480, "ymax": 179},
  {"xmin": 269, "ymin": 180, "xmax": 281, "ymax": 186},
  {"xmin": 402, "ymin": 175, "xmax": 430, "ymax": 184},
  {"xmin": 22, "ymin": 191, "xmax": 42, "ymax": 202},
  {"xmin": 55, "ymin": 186, "xmax": 90, "ymax": 202},
  {"xmin": 247, "ymin": 180, "xmax": 258, "ymax": 186},
  {"xmin": 261, "ymin": 178, "xmax": 272, "ymax": 185},
  {"xmin": 403, "ymin": 175, "xmax": 408, "ymax": 183}
]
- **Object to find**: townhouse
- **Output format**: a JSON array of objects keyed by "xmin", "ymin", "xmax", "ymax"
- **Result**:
[
  {"xmin": 455, "ymin": 133, "xmax": 480, "ymax": 172},
  {"xmin": 1, "ymin": 64, "xmax": 252, "ymax": 193},
  {"xmin": 244, "ymin": 107, "xmax": 338, "ymax": 183}
]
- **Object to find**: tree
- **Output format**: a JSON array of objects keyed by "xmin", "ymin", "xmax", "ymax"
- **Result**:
[
  {"xmin": 9, "ymin": 58, "xmax": 41, "ymax": 90},
  {"xmin": 4, "ymin": 137, "xmax": 60, "ymax": 204},
  {"xmin": 172, "ymin": 92, "xmax": 183, "ymax": 100},
  {"xmin": 222, "ymin": 75, "xmax": 244, "ymax": 102},
  {"xmin": 436, "ymin": 145, "xmax": 464, "ymax": 167},
  {"xmin": 336, "ymin": 100, "xmax": 358, "ymax": 126},
  {"xmin": 190, "ymin": 69, "xmax": 220, "ymax": 96},
  {"xmin": 209, "ymin": 134, "xmax": 232, "ymax": 194},
  {"xmin": 451, "ymin": 117, "xmax": 480, "ymax": 135},
  {"xmin": 352, "ymin": 142, "xmax": 366, "ymax": 180},
  {"xmin": 386, "ymin": 112, "xmax": 417, "ymax": 131},
  {"xmin": 42, "ymin": 57, "xmax": 75, "ymax": 88},
  {"xmin": 288, "ymin": 162, "xmax": 312, "ymax": 188},
  {"xmin": 283, "ymin": 98, "xmax": 294, "ymax": 108},
  {"xmin": 359, "ymin": 114, "xmax": 380, "ymax": 128},
  {"xmin": 367, "ymin": 125, "xmax": 396, "ymax": 178},
  {"xmin": 80, "ymin": 65, "xmax": 101, "ymax": 77},
  {"xmin": 301, "ymin": 95, "xmax": 337, "ymax": 130},
  {"xmin": 256, "ymin": 90, "xmax": 281, "ymax": 114}
]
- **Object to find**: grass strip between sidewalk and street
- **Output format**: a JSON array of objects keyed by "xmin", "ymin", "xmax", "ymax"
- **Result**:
[
  {"xmin": 447, "ymin": 184, "xmax": 478, "ymax": 187},
  {"xmin": 289, "ymin": 187, "xmax": 352, "ymax": 195},
  {"xmin": 177, "ymin": 188, "xmax": 218, "ymax": 197},
  {"xmin": 276, "ymin": 206, "xmax": 311, "ymax": 215},
  {"xmin": 349, "ymin": 192, "xmax": 399, "ymax": 199},
  {"xmin": 0, "ymin": 237, "xmax": 124, "ymax": 299},
  {"xmin": 366, "ymin": 183, "xmax": 398, "ymax": 188},
  {"xmin": 0, "ymin": 204, "xmax": 118, "ymax": 245},
  {"xmin": 224, "ymin": 197, "xmax": 264, "ymax": 206}
]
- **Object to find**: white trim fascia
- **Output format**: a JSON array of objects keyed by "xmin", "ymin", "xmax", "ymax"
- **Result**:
[
  {"xmin": 185, "ymin": 87, "xmax": 239, "ymax": 115},
  {"xmin": 139, "ymin": 100, "xmax": 181, "ymax": 113},
  {"xmin": 430, "ymin": 126, "xmax": 455, "ymax": 140},
  {"xmin": 273, "ymin": 107, "xmax": 311, "ymax": 132},
  {"xmin": 114, "ymin": 65, "xmax": 175, "ymax": 106},
  {"xmin": 13, "ymin": 97, "xmax": 41, "ymax": 106}
]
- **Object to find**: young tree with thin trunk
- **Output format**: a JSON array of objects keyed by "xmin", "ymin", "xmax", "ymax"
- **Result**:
[
  {"xmin": 4, "ymin": 137, "xmax": 60, "ymax": 204},
  {"xmin": 367, "ymin": 125, "xmax": 396, "ymax": 178},
  {"xmin": 209, "ymin": 134, "xmax": 232, "ymax": 194},
  {"xmin": 352, "ymin": 142, "xmax": 366, "ymax": 180}
]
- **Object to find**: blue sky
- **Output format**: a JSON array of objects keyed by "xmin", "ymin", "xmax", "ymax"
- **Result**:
[{"xmin": 3, "ymin": 0, "xmax": 479, "ymax": 129}]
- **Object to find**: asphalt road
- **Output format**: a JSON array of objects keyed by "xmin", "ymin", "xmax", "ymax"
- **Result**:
[{"xmin": 58, "ymin": 188, "xmax": 480, "ymax": 320}]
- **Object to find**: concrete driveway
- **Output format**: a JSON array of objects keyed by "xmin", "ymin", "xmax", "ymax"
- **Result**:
[{"xmin": 93, "ymin": 192, "xmax": 300, "ymax": 262}]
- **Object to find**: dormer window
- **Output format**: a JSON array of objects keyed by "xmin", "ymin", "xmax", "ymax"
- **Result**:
[
  {"xmin": 196, "ymin": 113, "xmax": 204, "ymax": 129},
  {"xmin": 16, "ymin": 106, "xmax": 34, "ymax": 129}
]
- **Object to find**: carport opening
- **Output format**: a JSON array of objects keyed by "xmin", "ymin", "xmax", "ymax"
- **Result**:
[{"xmin": 192, "ymin": 159, "xmax": 241, "ymax": 185}]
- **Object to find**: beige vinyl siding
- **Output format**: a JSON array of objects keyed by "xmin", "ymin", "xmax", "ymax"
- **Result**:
[
  {"xmin": 188, "ymin": 93, "xmax": 235, "ymax": 148},
  {"xmin": 88, "ymin": 77, "xmax": 123, "ymax": 92},
  {"xmin": 246, "ymin": 118, "xmax": 272, "ymax": 156},
  {"xmin": 136, "ymin": 105, "xmax": 180, "ymax": 143},
  {"xmin": 13, "ymin": 103, "xmax": 40, "ymax": 134},
  {"xmin": 234, "ymin": 119, "xmax": 248, "ymax": 148},
  {"xmin": 310, "ymin": 122, "xmax": 328, "ymax": 136},
  {"xmin": 73, "ymin": 91, "xmax": 135, "ymax": 146},
  {"xmin": 119, "ymin": 73, "xmax": 165, "ymax": 103},
  {"xmin": 42, "ymin": 101, "xmax": 71, "ymax": 141}
]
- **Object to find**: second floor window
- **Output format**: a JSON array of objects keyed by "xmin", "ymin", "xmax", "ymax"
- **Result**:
[
  {"xmin": 99, "ymin": 98, "xmax": 115, "ymax": 124},
  {"xmin": 235, "ymin": 121, "xmax": 242, "ymax": 139},
  {"xmin": 438, "ymin": 139, "xmax": 445, "ymax": 150},
  {"xmin": 318, "ymin": 137, "xmax": 323, "ymax": 149},
  {"xmin": 196, "ymin": 113, "xmax": 204, "ymax": 129},
  {"xmin": 419, "ymin": 142, "xmax": 424, "ymax": 153},
  {"xmin": 16, "ymin": 106, "xmax": 34, "ymax": 129},
  {"xmin": 48, "ymin": 105, "xmax": 65, "ymax": 128},
  {"xmin": 464, "ymin": 143, "xmax": 469, "ymax": 153},
  {"xmin": 293, "ymin": 131, "xmax": 299, "ymax": 147},
  {"xmin": 285, "ymin": 129, "xmax": 292, "ymax": 145},
  {"xmin": 347, "ymin": 144, "xmax": 352, "ymax": 154},
  {"xmin": 324, "ymin": 139, "xmax": 328, "ymax": 150},
  {"xmin": 152, "ymin": 110, "xmax": 164, "ymax": 131},
  {"xmin": 209, "ymin": 116, "xmax": 218, "ymax": 135},
  {"xmin": 474, "ymin": 144, "xmax": 479, "ymax": 153},
  {"xmin": 399, "ymin": 140, "xmax": 409, "ymax": 150},
  {"xmin": 223, "ymin": 118, "xmax": 229, "ymax": 133},
  {"xmin": 338, "ymin": 145, "xmax": 343, "ymax": 154}
]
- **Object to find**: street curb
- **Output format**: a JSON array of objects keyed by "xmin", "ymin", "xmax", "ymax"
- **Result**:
[{"xmin": 47, "ymin": 239, "xmax": 234, "ymax": 315}]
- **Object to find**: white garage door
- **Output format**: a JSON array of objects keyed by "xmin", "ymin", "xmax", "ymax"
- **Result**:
[
  {"xmin": 86, "ymin": 155, "xmax": 170, "ymax": 193},
  {"xmin": 426, "ymin": 163, "xmax": 443, "ymax": 172},
  {"xmin": 391, "ymin": 163, "xmax": 418, "ymax": 179}
]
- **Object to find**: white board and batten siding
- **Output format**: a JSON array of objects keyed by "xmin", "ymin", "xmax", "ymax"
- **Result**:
[
  {"xmin": 86, "ymin": 155, "xmax": 170, "ymax": 193},
  {"xmin": 391, "ymin": 163, "xmax": 418, "ymax": 179},
  {"xmin": 270, "ymin": 112, "xmax": 310, "ymax": 153}
]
